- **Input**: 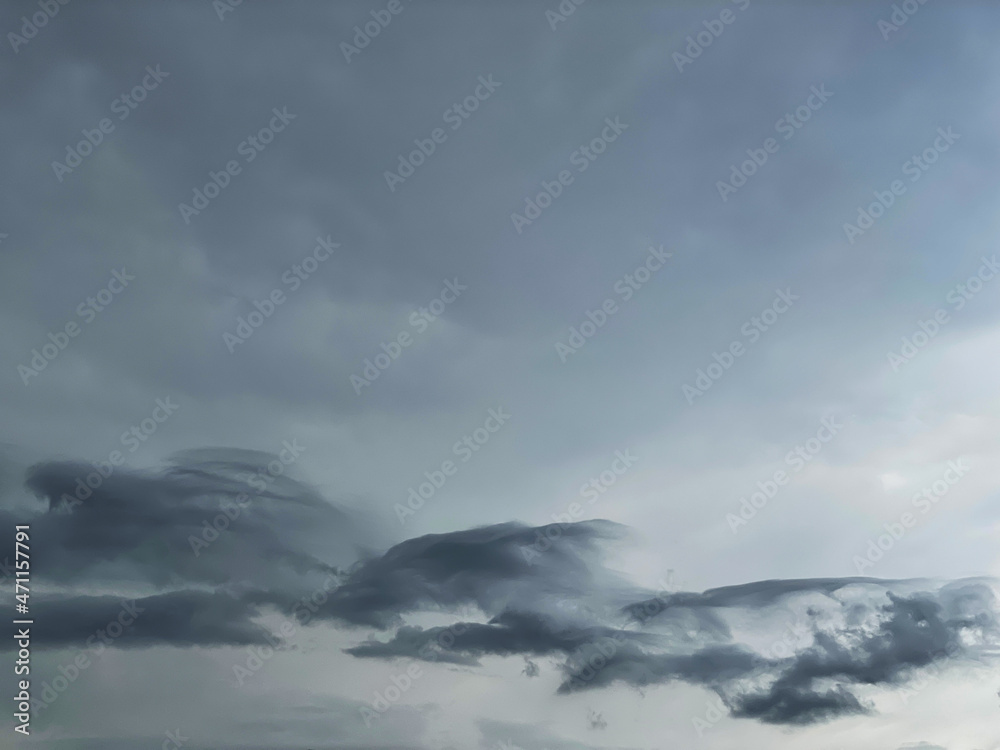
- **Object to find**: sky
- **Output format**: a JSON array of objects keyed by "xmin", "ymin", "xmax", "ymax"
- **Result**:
[{"xmin": 1, "ymin": 1, "xmax": 1000, "ymax": 748}]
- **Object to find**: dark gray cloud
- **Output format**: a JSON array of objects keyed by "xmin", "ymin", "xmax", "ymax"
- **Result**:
[
  {"xmin": 522, "ymin": 656, "xmax": 539, "ymax": 677},
  {"xmin": 7, "ymin": 446, "xmax": 999, "ymax": 725},
  {"xmin": 561, "ymin": 580, "xmax": 999, "ymax": 725},
  {"xmin": 335, "ymin": 534, "xmax": 999, "ymax": 726},
  {"xmin": 0, "ymin": 590, "xmax": 275, "ymax": 650},
  {"xmin": 315, "ymin": 519, "xmax": 632, "ymax": 629},
  {"xmin": 730, "ymin": 684, "xmax": 869, "ymax": 726},
  {"xmin": 18, "ymin": 448, "xmax": 367, "ymax": 591},
  {"xmin": 624, "ymin": 577, "xmax": 887, "ymax": 612},
  {"xmin": 345, "ymin": 609, "xmax": 655, "ymax": 666}
]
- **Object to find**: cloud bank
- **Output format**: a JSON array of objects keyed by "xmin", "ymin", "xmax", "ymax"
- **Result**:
[{"xmin": 7, "ymin": 449, "xmax": 998, "ymax": 726}]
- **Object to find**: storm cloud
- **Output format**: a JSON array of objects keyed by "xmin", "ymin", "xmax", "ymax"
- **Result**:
[
  {"xmin": 7, "ymin": 450, "xmax": 997, "ymax": 726},
  {"xmin": 3, "ymin": 1, "xmax": 1000, "ymax": 746}
]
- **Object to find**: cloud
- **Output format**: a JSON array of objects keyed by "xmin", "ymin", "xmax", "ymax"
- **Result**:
[
  {"xmin": 562, "ymin": 579, "xmax": 999, "ymax": 725},
  {"xmin": 325, "ymin": 519, "xmax": 999, "ymax": 726},
  {"xmin": 345, "ymin": 609, "xmax": 655, "ymax": 665},
  {"xmin": 18, "ymin": 448, "xmax": 366, "ymax": 591},
  {"xmin": 5, "ymin": 450, "xmax": 999, "ymax": 725},
  {"xmin": 731, "ymin": 683, "xmax": 870, "ymax": 725},
  {"xmin": 334, "ymin": 530, "xmax": 998, "ymax": 726},
  {"xmin": 587, "ymin": 709, "xmax": 607, "ymax": 731},
  {"xmin": 314, "ymin": 519, "xmax": 631, "ymax": 629},
  {"xmin": 1, "ymin": 590, "xmax": 276, "ymax": 650}
]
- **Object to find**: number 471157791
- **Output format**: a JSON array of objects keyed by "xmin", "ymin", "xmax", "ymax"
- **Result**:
[{"xmin": 14, "ymin": 526, "xmax": 29, "ymax": 605}]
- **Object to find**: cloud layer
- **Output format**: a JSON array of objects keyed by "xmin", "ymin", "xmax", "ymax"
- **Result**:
[{"xmin": 9, "ymin": 449, "xmax": 998, "ymax": 727}]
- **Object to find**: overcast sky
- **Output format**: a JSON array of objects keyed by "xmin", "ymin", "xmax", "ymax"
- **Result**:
[{"xmin": 2, "ymin": 1, "xmax": 1000, "ymax": 749}]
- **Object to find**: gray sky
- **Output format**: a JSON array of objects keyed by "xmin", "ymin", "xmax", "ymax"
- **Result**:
[{"xmin": 2, "ymin": 1, "xmax": 1000, "ymax": 748}]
